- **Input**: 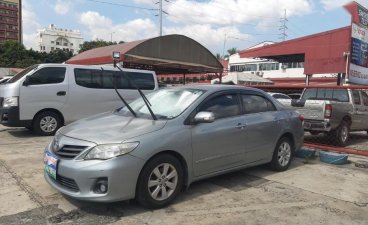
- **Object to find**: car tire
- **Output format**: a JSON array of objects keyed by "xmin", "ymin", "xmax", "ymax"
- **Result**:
[
  {"xmin": 33, "ymin": 111, "xmax": 62, "ymax": 136},
  {"xmin": 136, "ymin": 154, "xmax": 184, "ymax": 209},
  {"xmin": 329, "ymin": 121, "xmax": 349, "ymax": 147},
  {"xmin": 269, "ymin": 137, "xmax": 294, "ymax": 172}
]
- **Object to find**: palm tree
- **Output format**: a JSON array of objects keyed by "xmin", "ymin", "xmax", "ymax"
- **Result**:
[{"xmin": 227, "ymin": 47, "xmax": 238, "ymax": 56}]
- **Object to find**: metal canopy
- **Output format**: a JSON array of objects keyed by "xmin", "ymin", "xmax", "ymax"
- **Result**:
[{"xmin": 66, "ymin": 34, "xmax": 223, "ymax": 74}]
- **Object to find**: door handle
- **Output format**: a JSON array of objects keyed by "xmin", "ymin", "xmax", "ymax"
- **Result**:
[{"xmin": 57, "ymin": 91, "xmax": 66, "ymax": 96}]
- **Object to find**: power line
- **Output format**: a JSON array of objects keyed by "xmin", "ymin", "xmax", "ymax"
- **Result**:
[{"xmin": 86, "ymin": 0, "xmax": 156, "ymax": 11}]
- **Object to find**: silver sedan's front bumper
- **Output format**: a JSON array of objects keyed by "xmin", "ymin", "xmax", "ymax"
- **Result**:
[{"xmin": 44, "ymin": 149, "xmax": 146, "ymax": 202}]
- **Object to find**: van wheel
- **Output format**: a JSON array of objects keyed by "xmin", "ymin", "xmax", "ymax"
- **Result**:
[
  {"xmin": 33, "ymin": 111, "xmax": 62, "ymax": 136},
  {"xmin": 136, "ymin": 154, "xmax": 183, "ymax": 209},
  {"xmin": 328, "ymin": 121, "xmax": 349, "ymax": 147},
  {"xmin": 269, "ymin": 137, "xmax": 294, "ymax": 171}
]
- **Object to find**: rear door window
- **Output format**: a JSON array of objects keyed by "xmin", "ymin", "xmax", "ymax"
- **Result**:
[
  {"xmin": 362, "ymin": 91, "xmax": 368, "ymax": 106},
  {"xmin": 242, "ymin": 95, "xmax": 276, "ymax": 114},
  {"xmin": 28, "ymin": 67, "xmax": 66, "ymax": 85},
  {"xmin": 352, "ymin": 90, "xmax": 361, "ymax": 105}
]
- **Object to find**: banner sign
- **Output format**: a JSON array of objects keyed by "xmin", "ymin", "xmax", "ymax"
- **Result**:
[{"xmin": 345, "ymin": 1, "xmax": 368, "ymax": 84}]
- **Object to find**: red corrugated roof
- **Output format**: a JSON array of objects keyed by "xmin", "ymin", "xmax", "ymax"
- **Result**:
[
  {"xmin": 66, "ymin": 39, "xmax": 146, "ymax": 65},
  {"xmin": 239, "ymin": 26, "xmax": 351, "ymax": 75}
]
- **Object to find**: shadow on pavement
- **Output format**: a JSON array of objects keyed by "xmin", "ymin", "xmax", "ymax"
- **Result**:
[{"xmin": 49, "ymin": 160, "xmax": 307, "ymax": 224}]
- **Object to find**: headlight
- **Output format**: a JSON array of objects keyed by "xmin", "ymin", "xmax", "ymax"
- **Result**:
[
  {"xmin": 3, "ymin": 97, "xmax": 18, "ymax": 107},
  {"xmin": 84, "ymin": 142, "xmax": 139, "ymax": 160}
]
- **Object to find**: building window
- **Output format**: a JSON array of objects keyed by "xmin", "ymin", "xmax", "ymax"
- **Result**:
[
  {"xmin": 51, "ymin": 41, "xmax": 54, "ymax": 44},
  {"xmin": 286, "ymin": 62, "xmax": 304, "ymax": 69},
  {"xmin": 56, "ymin": 42, "xmax": 60, "ymax": 45},
  {"xmin": 51, "ymin": 47, "xmax": 54, "ymax": 51},
  {"xmin": 63, "ymin": 43, "xmax": 68, "ymax": 46},
  {"xmin": 70, "ymin": 43, "xmax": 73, "ymax": 46},
  {"xmin": 259, "ymin": 63, "xmax": 279, "ymax": 71}
]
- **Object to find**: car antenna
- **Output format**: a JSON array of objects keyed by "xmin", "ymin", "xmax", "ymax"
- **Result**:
[
  {"xmin": 112, "ymin": 52, "xmax": 157, "ymax": 120},
  {"xmin": 101, "ymin": 66, "xmax": 136, "ymax": 118}
]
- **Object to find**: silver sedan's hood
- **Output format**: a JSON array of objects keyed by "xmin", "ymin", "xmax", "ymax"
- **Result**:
[{"xmin": 59, "ymin": 112, "xmax": 167, "ymax": 144}]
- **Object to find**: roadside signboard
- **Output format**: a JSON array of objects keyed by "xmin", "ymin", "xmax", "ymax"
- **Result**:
[{"xmin": 345, "ymin": 1, "xmax": 368, "ymax": 85}]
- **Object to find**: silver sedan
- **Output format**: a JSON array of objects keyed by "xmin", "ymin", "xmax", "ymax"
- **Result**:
[{"xmin": 44, "ymin": 85, "xmax": 304, "ymax": 208}]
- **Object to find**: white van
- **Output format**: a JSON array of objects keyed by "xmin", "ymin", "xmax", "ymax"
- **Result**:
[{"xmin": 0, "ymin": 64, "xmax": 158, "ymax": 135}]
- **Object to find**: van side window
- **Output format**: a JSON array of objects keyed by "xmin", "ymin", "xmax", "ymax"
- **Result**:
[
  {"xmin": 242, "ymin": 95, "xmax": 276, "ymax": 114},
  {"xmin": 74, "ymin": 69, "xmax": 155, "ymax": 90},
  {"xmin": 28, "ymin": 67, "xmax": 66, "ymax": 85}
]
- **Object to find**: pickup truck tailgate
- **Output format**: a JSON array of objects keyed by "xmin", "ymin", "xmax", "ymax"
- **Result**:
[{"xmin": 292, "ymin": 100, "xmax": 325, "ymax": 120}]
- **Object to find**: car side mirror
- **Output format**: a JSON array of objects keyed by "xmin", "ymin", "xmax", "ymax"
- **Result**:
[
  {"xmin": 193, "ymin": 111, "xmax": 215, "ymax": 124},
  {"xmin": 23, "ymin": 76, "xmax": 30, "ymax": 86}
]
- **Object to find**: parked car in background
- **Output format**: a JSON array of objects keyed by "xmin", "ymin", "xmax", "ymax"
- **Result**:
[
  {"xmin": 44, "ymin": 85, "xmax": 304, "ymax": 208},
  {"xmin": 288, "ymin": 93, "xmax": 302, "ymax": 99},
  {"xmin": 0, "ymin": 64, "xmax": 158, "ymax": 135},
  {"xmin": 268, "ymin": 92, "xmax": 292, "ymax": 100},
  {"xmin": 268, "ymin": 92, "xmax": 292, "ymax": 106},
  {"xmin": 0, "ymin": 75, "xmax": 12, "ymax": 85},
  {"xmin": 290, "ymin": 87, "xmax": 368, "ymax": 146}
]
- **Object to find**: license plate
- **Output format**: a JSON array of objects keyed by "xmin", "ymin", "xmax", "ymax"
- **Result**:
[{"xmin": 44, "ymin": 151, "xmax": 58, "ymax": 180}]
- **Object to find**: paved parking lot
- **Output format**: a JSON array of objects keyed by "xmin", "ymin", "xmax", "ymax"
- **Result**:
[{"xmin": 0, "ymin": 125, "xmax": 368, "ymax": 225}]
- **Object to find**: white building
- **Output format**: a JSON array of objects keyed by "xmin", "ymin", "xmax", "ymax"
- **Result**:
[
  {"xmin": 37, "ymin": 24, "xmax": 84, "ymax": 54},
  {"xmin": 225, "ymin": 41, "xmax": 336, "ymax": 84}
]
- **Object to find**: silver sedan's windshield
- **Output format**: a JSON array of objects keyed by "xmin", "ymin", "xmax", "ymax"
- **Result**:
[{"xmin": 119, "ymin": 88, "xmax": 205, "ymax": 119}]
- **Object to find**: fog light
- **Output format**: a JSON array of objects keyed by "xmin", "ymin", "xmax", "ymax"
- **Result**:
[{"xmin": 93, "ymin": 178, "xmax": 108, "ymax": 194}]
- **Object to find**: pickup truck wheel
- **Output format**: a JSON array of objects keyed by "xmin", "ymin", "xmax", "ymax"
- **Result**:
[
  {"xmin": 329, "ymin": 121, "xmax": 350, "ymax": 147},
  {"xmin": 269, "ymin": 137, "xmax": 294, "ymax": 171}
]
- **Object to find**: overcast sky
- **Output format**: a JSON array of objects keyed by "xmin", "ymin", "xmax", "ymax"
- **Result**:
[{"xmin": 23, "ymin": 0, "xmax": 366, "ymax": 55}]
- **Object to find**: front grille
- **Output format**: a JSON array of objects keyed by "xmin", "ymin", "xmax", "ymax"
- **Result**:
[
  {"xmin": 55, "ymin": 174, "xmax": 80, "ymax": 192},
  {"xmin": 54, "ymin": 145, "xmax": 88, "ymax": 159}
]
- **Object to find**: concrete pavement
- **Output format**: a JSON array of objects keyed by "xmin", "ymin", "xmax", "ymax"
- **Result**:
[{"xmin": 0, "ymin": 125, "xmax": 367, "ymax": 225}]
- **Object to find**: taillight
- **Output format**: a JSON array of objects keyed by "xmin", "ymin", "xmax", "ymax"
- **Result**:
[
  {"xmin": 325, "ymin": 104, "xmax": 332, "ymax": 118},
  {"xmin": 299, "ymin": 114, "xmax": 304, "ymax": 122}
]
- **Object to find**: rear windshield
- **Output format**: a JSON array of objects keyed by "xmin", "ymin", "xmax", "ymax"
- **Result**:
[
  {"xmin": 7, "ymin": 65, "xmax": 39, "ymax": 83},
  {"xmin": 302, "ymin": 88, "xmax": 349, "ymax": 102}
]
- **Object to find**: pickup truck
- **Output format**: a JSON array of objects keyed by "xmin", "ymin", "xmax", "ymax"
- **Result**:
[{"xmin": 289, "ymin": 87, "xmax": 368, "ymax": 146}]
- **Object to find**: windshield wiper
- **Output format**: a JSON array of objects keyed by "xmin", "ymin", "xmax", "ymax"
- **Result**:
[
  {"xmin": 115, "ymin": 66, "xmax": 157, "ymax": 120},
  {"xmin": 101, "ymin": 68, "xmax": 137, "ymax": 118}
]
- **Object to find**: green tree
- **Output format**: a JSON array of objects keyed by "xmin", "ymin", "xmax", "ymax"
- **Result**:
[
  {"xmin": 0, "ymin": 41, "xmax": 28, "ymax": 67},
  {"xmin": 79, "ymin": 39, "xmax": 119, "ymax": 53},
  {"xmin": 227, "ymin": 47, "xmax": 238, "ymax": 56},
  {"xmin": 0, "ymin": 41, "xmax": 74, "ymax": 68}
]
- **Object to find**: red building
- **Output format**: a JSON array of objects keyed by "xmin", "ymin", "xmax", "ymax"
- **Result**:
[{"xmin": 0, "ymin": 0, "xmax": 22, "ymax": 43}]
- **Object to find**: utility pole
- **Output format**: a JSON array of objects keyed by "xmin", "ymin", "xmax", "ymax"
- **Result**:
[
  {"xmin": 222, "ymin": 33, "xmax": 227, "ymax": 58},
  {"xmin": 279, "ymin": 9, "xmax": 288, "ymax": 41},
  {"xmin": 159, "ymin": 0, "xmax": 163, "ymax": 36}
]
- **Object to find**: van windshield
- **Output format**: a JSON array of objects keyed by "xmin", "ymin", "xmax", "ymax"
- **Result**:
[
  {"xmin": 7, "ymin": 65, "xmax": 39, "ymax": 83},
  {"xmin": 118, "ymin": 88, "xmax": 205, "ymax": 119}
]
